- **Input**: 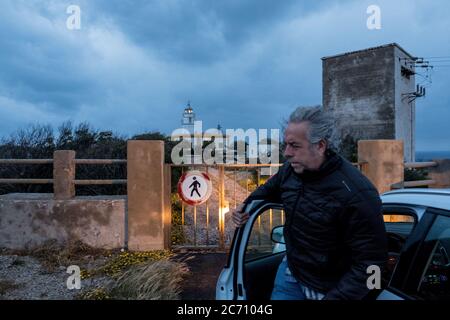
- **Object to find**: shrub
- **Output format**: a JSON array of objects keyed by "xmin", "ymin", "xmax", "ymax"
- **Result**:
[{"xmin": 110, "ymin": 259, "xmax": 190, "ymax": 300}]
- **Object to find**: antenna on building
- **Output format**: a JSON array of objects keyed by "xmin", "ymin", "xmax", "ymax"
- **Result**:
[
  {"xmin": 399, "ymin": 56, "xmax": 433, "ymax": 104},
  {"xmin": 402, "ymin": 84, "xmax": 426, "ymax": 104}
]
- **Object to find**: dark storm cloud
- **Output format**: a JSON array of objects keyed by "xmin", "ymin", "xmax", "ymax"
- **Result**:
[
  {"xmin": 85, "ymin": 0, "xmax": 331, "ymax": 64},
  {"xmin": 0, "ymin": 0, "xmax": 101, "ymax": 113},
  {"xmin": 0, "ymin": 0, "xmax": 449, "ymax": 152}
]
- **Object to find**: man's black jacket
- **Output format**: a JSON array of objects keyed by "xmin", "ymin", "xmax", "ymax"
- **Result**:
[{"xmin": 244, "ymin": 150, "xmax": 388, "ymax": 300}]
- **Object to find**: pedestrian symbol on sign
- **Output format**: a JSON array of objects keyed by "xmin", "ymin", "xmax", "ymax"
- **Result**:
[{"xmin": 189, "ymin": 177, "xmax": 202, "ymax": 197}]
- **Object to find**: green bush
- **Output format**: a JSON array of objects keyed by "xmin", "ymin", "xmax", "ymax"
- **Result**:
[{"xmin": 404, "ymin": 168, "xmax": 428, "ymax": 182}]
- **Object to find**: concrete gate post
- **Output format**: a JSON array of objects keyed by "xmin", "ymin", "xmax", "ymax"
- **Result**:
[
  {"xmin": 357, "ymin": 140, "xmax": 404, "ymax": 194},
  {"xmin": 127, "ymin": 140, "xmax": 171, "ymax": 251},
  {"xmin": 429, "ymin": 159, "xmax": 450, "ymax": 188},
  {"xmin": 53, "ymin": 150, "xmax": 76, "ymax": 200}
]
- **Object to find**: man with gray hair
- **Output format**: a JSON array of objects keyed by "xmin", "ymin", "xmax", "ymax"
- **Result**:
[{"xmin": 232, "ymin": 106, "xmax": 388, "ymax": 300}]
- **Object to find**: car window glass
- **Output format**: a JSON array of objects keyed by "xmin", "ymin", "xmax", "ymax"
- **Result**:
[
  {"xmin": 383, "ymin": 214, "xmax": 415, "ymax": 236},
  {"xmin": 416, "ymin": 215, "xmax": 450, "ymax": 300},
  {"xmin": 245, "ymin": 208, "xmax": 285, "ymax": 262},
  {"xmin": 382, "ymin": 212, "xmax": 417, "ymax": 284}
]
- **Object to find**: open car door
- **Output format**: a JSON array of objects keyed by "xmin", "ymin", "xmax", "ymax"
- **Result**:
[
  {"xmin": 217, "ymin": 199, "xmax": 449, "ymax": 301},
  {"xmin": 216, "ymin": 200, "xmax": 285, "ymax": 300}
]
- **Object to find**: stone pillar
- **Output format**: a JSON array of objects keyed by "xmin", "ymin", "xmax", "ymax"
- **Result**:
[
  {"xmin": 429, "ymin": 159, "xmax": 450, "ymax": 188},
  {"xmin": 358, "ymin": 140, "xmax": 404, "ymax": 194},
  {"xmin": 53, "ymin": 150, "xmax": 75, "ymax": 200},
  {"xmin": 127, "ymin": 140, "xmax": 167, "ymax": 251}
]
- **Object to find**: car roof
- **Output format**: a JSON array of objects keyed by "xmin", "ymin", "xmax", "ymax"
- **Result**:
[{"xmin": 381, "ymin": 189, "xmax": 450, "ymax": 213}]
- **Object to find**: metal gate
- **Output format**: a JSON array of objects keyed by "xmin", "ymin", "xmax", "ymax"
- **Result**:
[{"xmin": 170, "ymin": 164, "xmax": 282, "ymax": 251}]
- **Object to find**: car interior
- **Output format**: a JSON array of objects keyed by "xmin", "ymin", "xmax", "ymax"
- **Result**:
[
  {"xmin": 383, "ymin": 212, "xmax": 417, "ymax": 285},
  {"xmin": 416, "ymin": 225, "xmax": 450, "ymax": 300},
  {"xmin": 244, "ymin": 251, "xmax": 285, "ymax": 300}
]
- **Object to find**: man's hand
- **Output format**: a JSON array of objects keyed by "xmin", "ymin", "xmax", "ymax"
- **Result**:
[{"xmin": 232, "ymin": 203, "xmax": 249, "ymax": 227}]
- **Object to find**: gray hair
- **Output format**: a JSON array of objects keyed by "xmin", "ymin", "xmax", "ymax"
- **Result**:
[{"xmin": 288, "ymin": 106, "xmax": 335, "ymax": 149}]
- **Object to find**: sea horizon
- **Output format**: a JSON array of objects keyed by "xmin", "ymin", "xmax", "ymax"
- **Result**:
[{"xmin": 416, "ymin": 150, "xmax": 450, "ymax": 162}]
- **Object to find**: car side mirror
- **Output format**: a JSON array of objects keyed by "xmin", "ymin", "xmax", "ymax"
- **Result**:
[{"xmin": 271, "ymin": 226, "xmax": 285, "ymax": 244}]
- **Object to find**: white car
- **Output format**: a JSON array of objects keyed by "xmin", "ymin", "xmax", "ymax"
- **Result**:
[{"xmin": 216, "ymin": 189, "xmax": 450, "ymax": 300}]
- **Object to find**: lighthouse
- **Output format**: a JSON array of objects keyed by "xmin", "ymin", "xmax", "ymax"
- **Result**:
[{"xmin": 182, "ymin": 101, "xmax": 195, "ymax": 134}]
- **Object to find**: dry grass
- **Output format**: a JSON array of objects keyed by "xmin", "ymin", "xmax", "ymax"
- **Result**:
[
  {"xmin": 2, "ymin": 240, "xmax": 172, "ymax": 276},
  {"xmin": 80, "ymin": 250, "xmax": 173, "ymax": 279},
  {"xmin": 0, "ymin": 280, "xmax": 22, "ymax": 295},
  {"xmin": 97, "ymin": 250, "xmax": 172, "ymax": 278},
  {"xmin": 76, "ymin": 287, "xmax": 111, "ymax": 300},
  {"xmin": 109, "ymin": 259, "xmax": 190, "ymax": 300},
  {"xmin": 77, "ymin": 259, "xmax": 190, "ymax": 300},
  {"xmin": 2, "ymin": 241, "xmax": 187, "ymax": 300},
  {"xmin": 28, "ymin": 240, "xmax": 111, "ymax": 271},
  {"xmin": 2, "ymin": 239, "xmax": 112, "ymax": 272}
]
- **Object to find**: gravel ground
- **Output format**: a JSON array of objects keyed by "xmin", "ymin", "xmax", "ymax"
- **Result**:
[{"xmin": 0, "ymin": 254, "xmax": 113, "ymax": 300}]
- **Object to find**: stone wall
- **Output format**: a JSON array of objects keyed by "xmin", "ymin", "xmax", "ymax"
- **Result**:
[{"xmin": 0, "ymin": 193, "xmax": 126, "ymax": 250}]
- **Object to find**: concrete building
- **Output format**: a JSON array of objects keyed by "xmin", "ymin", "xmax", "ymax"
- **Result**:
[{"xmin": 322, "ymin": 43, "xmax": 416, "ymax": 162}]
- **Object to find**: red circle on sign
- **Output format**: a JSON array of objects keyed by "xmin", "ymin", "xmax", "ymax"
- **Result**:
[{"xmin": 177, "ymin": 171, "xmax": 212, "ymax": 206}]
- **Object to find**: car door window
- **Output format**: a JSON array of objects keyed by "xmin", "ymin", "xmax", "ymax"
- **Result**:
[
  {"xmin": 245, "ymin": 207, "xmax": 285, "ymax": 262},
  {"xmin": 384, "ymin": 213, "xmax": 416, "ymax": 237},
  {"xmin": 416, "ymin": 214, "xmax": 450, "ymax": 300},
  {"xmin": 382, "ymin": 209, "xmax": 418, "ymax": 284},
  {"xmin": 383, "ymin": 212, "xmax": 416, "ymax": 254}
]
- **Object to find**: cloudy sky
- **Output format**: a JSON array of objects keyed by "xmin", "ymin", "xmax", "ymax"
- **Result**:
[{"xmin": 0, "ymin": 0, "xmax": 449, "ymax": 151}]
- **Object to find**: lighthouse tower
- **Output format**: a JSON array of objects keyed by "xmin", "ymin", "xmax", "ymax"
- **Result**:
[{"xmin": 182, "ymin": 101, "xmax": 195, "ymax": 134}]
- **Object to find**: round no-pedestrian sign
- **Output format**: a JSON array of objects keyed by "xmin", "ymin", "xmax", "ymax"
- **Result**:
[{"xmin": 177, "ymin": 171, "xmax": 213, "ymax": 206}]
